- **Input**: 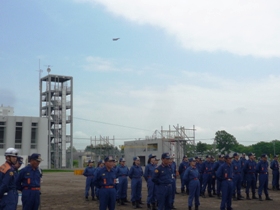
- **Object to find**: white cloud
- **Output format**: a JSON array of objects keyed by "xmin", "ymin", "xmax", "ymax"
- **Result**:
[{"xmin": 77, "ymin": 0, "xmax": 280, "ymax": 58}]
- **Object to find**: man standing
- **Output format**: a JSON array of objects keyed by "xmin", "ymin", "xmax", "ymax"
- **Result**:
[
  {"xmin": 83, "ymin": 160, "xmax": 95, "ymax": 201},
  {"xmin": 256, "ymin": 154, "xmax": 273, "ymax": 201},
  {"xmin": 152, "ymin": 153, "xmax": 173, "ymax": 210},
  {"xmin": 178, "ymin": 155, "xmax": 189, "ymax": 195},
  {"xmin": 169, "ymin": 155, "xmax": 177, "ymax": 209},
  {"xmin": 116, "ymin": 158, "xmax": 129, "ymax": 206},
  {"xmin": 243, "ymin": 153, "xmax": 257, "ymax": 200},
  {"xmin": 232, "ymin": 153, "xmax": 244, "ymax": 200},
  {"xmin": 212, "ymin": 155, "xmax": 224, "ymax": 198},
  {"xmin": 93, "ymin": 156, "xmax": 117, "ymax": 210},
  {"xmin": 216, "ymin": 155, "xmax": 233, "ymax": 210},
  {"xmin": 270, "ymin": 155, "xmax": 279, "ymax": 190},
  {"xmin": 16, "ymin": 153, "xmax": 42, "ymax": 210},
  {"xmin": 183, "ymin": 158, "xmax": 200, "ymax": 210},
  {"xmin": 144, "ymin": 154, "xmax": 156, "ymax": 210},
  {"xmin": 240, "ymin": 153, "xmax": 247, "ymax": 188},
  {"xmin": 0, "ymin": 148, "xmax": 18, "ymax": 209},
  {"xmin": 200, "ymin": 155, "xmax": 213, "ymax": 198}
]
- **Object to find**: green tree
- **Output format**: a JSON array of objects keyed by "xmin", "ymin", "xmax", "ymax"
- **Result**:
[
  {"xmin": 196, "ymin": 141, "xmax": 209, "ymax": 153},
  {"xmin": 214, "ymin": 130, "xmax": 238, "ymax": 153}
]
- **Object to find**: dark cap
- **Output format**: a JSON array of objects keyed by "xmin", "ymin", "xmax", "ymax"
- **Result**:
[
  {"xmin": 133, "ymin": 156, "xmax": 140, "ymax": 161},
  {"xmin": 30, "ymin": 153, "xmax": 43, "ymax": 162},
  {"xmin": 205, "ymin": 155, "xmax": 209, "ymax": 158},
  {"xmin": 248, "ymin": 153, "xmax": 254, "ymax": 157},
  {"xmin": 98, "ymin": 160, "xmax": 104, "ymax": 164},
  {"xmin": 155, "ymin": 157, "xmax": 160, "ymax": 161},
  {"xmin": 218, "ymin": 154, "xmax": 224, "ymax": 158},
  {"xmin": 233, "ymin": 153, "xmax": 239, "ymax": 157},
  {"xmin": 119, "ymin": 158, "xmax": 126, "ymax": 162},
  {"xmin": 88, "ymin": 159, "xmax": 94, "ymax": 164},
  {"xmin": 195, "ymin": 156, "xmax": 198, "ymax": 159},
  {"xmin": 274, "ymin": 155, "xmax": 279, "ymax": 158},
  {"xmin": 224, "ymin": 154, "xmax": 232, "ymax": 159},
  {"xmin": 161, "ymin": 153, "xmax": 170, "ymax": 159},
  {"xmin": 189, "ymin": 158, "xmax": 196, "ymax": 162},
  {"xmin": 183, "ymin": 155, "xmax": 188, "ymax": 159},
  {"xmin": 17, "ymin": 156, "xmax": 23, "ymax": 164},
  {"xmin": 148, "ymin": 154, "xmax": 156, "ymax": 159},
  {"xmin": 104, "ymin": 156, "xmax": 115, "ymax": 162},
  {"xmin": 261, "ymin": 154, "xmax": 268, "ymax": 158}
]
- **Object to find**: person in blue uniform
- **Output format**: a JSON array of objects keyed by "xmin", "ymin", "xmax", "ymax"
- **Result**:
[
  {"xmin": 169, "ymin": 155, "xmax": 177, "ymax": 209},
  {"xmin": 93, "ymin": 156, "xmax": 117, "ymax": 210},
  {"xmin": 243, "ymin": 153, "xmax": 257, "ymax": 200},
  {"xmin": 94, "ymin": 160, "xmax": 104, "ymax": 201},
  {"xmin": 270, "ymin": 155, "xmax": 279, "ymax": 190},
  {"xmin": 14, "ymin": 156, "xmax": 24, "ymax": 206},
  {"xmin": 116, "ymin": 158, "xmax": 129, "ymax": 206},
  {"xmin": 216, "ymin": 154, "xmax": 233, "ymax": 210},
  {"xmin": 152, "ymin": 153, "xmax": 173, "ymax": 210},
  {"xmin": 195, "ymin": 157, "xmax": 203, "ymax": 195},
  {"xmin": 183, "ymin": 158, "xmax": 200, "ymax": 210},
  {"xmin": 256, "ymin": 154, "xmax": 273, "ymax": 201},
  {"xmin": 16, "ymin": 153, "xmax": 43, "ymax": 210},
  {"xmin": 0, "ymin": 148, "xmax": 18, "ymax": 210},
  {"xmin": 240, "ymin": 153, "xmax": 247, "ymax": 188},
  {"xmin": 212, "ymin": 155, "xmax": 224, "ymax": 199},
  {"xmin": 144, "ymin": 154, "xmax": 157, "ymax": 210},
  {"xmin": 129, "ymin": 156, "xmax": 143, "ymax": 208},
  {"xmin": 200, "ymin": 155, "xmax": 213, "ymax": 198},
  {"xmin": 83, "ymin": 160, "xmax": 95, "ymax": 201},
  {"xmin": 179, "ymin": 155, "xmax": 189, "ymax": 195},
  {"xmin": 232, "ymin": 153, "xmax": 244, "ymax": 200}
]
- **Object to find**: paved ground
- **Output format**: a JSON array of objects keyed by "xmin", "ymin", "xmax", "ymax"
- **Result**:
[{"xmin": 17, "ymin": 171, "xmax": 280, "ymax": 209}]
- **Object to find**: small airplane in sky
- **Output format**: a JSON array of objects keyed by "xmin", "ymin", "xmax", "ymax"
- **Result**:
[{"xmin": 112, "ymin": 38, "xmax": 120, "ymax": 41}]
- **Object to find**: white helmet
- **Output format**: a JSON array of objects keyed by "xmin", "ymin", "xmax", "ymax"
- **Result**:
[{"xmin": 5, "ymin": 148, "xmax": 18, "ymax": 157}]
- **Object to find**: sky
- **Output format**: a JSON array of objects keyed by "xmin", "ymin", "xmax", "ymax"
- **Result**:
[{"xmin": 1, "ymin": 0, "xmax": 280, "ymax": 150}]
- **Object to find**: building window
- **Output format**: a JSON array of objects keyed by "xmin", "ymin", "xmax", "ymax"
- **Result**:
[
  {"xmin": 31, "ymin": 125, "xmax": 37, "ymax": 149},
  {"xmin": 0, "ymin": 122, "xmax": 5, "ymax": 148},
  {"xmin": 15, "ymin": 122, "xmax": 22, "ymax": 149},
  {"xmin": 147, "ymin": 143, "xmax": 158, "ymax": 151}
]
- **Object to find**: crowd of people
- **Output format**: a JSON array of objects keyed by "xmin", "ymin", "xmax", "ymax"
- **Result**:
[
  {"xmin": 83, "ymin": 152, "xmax": 279, "ymax": 210},
  {"xmin": 0, "ymin": 148, "xmax": 43, "ymax": 210}
]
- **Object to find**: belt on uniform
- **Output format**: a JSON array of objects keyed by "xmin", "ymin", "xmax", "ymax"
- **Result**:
[
  {"xmin": 193, "ymin": 178, "xmax": 198, "ymax": 180},
  {"xmin": 101, "ymin": 186, "xmax": 114, "ymax": 189},
  {"xmin": 248, "ymin": 172, "xmax": 255, "ymax": 174},
  {"xmin": 160, "ymin": 184, "xmax": 172, "ymax": 187},
  {"xmin": 204, "ymin": 172, "xmax": 212, "ymax": 174},
  {"xmin": 24, "ymin": 187, "xmax": 40, "ymax": 190},
  {"xmin": 226, "ymin": 179, "xmax": 232, "ymax": 181},
  {"xmin": 260, "ymin": 172, "xmax": 268, "ymax": 174}
]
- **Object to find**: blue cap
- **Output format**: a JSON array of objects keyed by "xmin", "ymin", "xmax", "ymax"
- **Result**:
[
  {"xmin": 248, "ymin": 153, "xmax": 254, "ymax": 157},
  {"xmin": 233, "ymin": 153, "xmax": 239, "ymax": 157},
  {"xmin": 98, "ymin": 160, "xmax": 104, "ymax": 164},
  {"xmin": 224, "ymin": 154, "xmax": 232, "ymax": 159},
  {"xmin": 17, "ymin": 156, "xmax": 23, "ymax": 164},
  {"xmin": 88, "ymin": 159, "xmax": 94, "ymax": 164},
  {"xmin": 119, "ymin": 158, "xmax": 126, "ymax": 162},
  {"xmin": 189, "ymin": 158, "xmax": 195, "ymax": 162},
  {"xmin": 104, "ymin": 156, "xmax": 115, "ymax": 162},
  {"xmin": 205, "ymin": 155, "xmax": 209, "ymax": 158},
  {"xmin": 274, "ymin": 155, "xmax": 278, "ymax": 158},
  {"xmin": 30, "ymin": 153, "xmax": 43, "ymax": 162},
  {"xmin": 195, "ymin": 156, "xmax": 198, "ymax": 159},
  {"xmin": 218, "ymin": 154, "xmax": 224, "ymax": 158},
  {"xmin": 183, "ymin": 155, "xmax": 188, "ymax": 159},
  {"xmin": 133, "ymin": 156, "xmax": 140, "ymax": 161},
  {"xmin": 161, "ymin": 153, "xmax": 170, "ymax": 159},
  {"xmin": 148, "ymin": 154, "xmax": 156, "ymax": 159},
  {"xmin": 261, "ymin": 154, "xmax": 267, "ymax": 158}
]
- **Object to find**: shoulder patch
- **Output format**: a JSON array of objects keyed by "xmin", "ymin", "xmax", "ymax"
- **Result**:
[
  {"xmin": 155, "ymin": 169, "xmax": 159, "ymax": 173},
  {"xmin": 0, "ymin": 163, "xmax": 11, "ymax": 173}
]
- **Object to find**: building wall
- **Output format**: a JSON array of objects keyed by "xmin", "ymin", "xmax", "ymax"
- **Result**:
[{"xmin": 0, "ymin": 116, "xmax": 48, "ymax": 168}]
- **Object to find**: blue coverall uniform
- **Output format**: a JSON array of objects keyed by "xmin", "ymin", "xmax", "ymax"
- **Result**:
[
  {"xmin": 196, "ymin": 162, "xmax": 203, "ymax": 192},
  {"xmin": 232, "ymin": 159, "xmax": 242, "ymax": 197},
  {"xmin": 270, "ymin": 159, "xmax": 279, "ymax": 190},
  {"xmin": 128, "ymin": 164, "xmax": 143, "ymax": 203},
  {"xmin": 256, "ymin": 160, "xmax": 269, "ymax": 197},
  {"xmin": 144, "ymin": 163, "xmax": 156, "ymax": 205},
  {"xmin": 178, "ymin": 161, "xmax": 189, "ymax": 193},
  {"xmin": 152, "ymin": 164, "xmax": 173, "ymax": 210},
  {"xmin": 240, "ymin": 157, "xmax": 247, "ymax": 187},
  {"xmin": 200, "ymin": 160, "xmax": 213, "ymax": 195},
  {"xmin": 170, "ymin": 161, "xmax": 176, "ymax": 206},
  {"xmin": 212, "ymin": 160, "xmax": 224, "ymax": 196},
  {"xmin": 16, "ymin": 164, "xmax": 42, "ymax": 210},
  {"xmin": 83, "ymin": 166, "xmax": 95, "ymax": 199},
  {"xmin": 216, "ymin": 162, "xmax": 233, "ymax": 210},
  {"xmin": 93, "ymin": 167, "xmax": 117, "ymax": 210},
  {"xmin": 183, "ymin": 165, "xmax": 200, "ymax": 208},
  {"xmin": 116, "ymin": 165, "xmax": 129, "ymax": 201},
  {"xmin": 243, "ymin": 159, "xmax": 257, "ymax": 197},
  {"xmin": 0, "ymin": 162, "xmax": 17, "ymax": 210}
]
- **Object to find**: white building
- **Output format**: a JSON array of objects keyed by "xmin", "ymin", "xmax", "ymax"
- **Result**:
[
  {"xmin": 0, "ymin": 105, "xmax": 14, "ymax": 116},
  {"xmin": 0, "ymin": 115, "xmax": 48, "ymax": 168}
]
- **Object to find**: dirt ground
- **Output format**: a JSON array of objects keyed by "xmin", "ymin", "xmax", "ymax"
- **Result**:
[{"xmin": 17, "ymin": 171, "xmax": 280, "ymax": 210}]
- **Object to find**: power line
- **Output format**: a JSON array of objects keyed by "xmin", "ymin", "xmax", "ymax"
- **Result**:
[{"xmin": 73, "ymin": 117, "xmax": 152, "ymax": 132}]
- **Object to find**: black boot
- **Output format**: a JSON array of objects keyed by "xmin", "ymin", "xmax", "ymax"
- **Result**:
[
  {"xmin": 181, "ymin": 189, "xmax": 185, "ymax": 195},
  {"xmin": 232, "ymin": 194, "xmax": 237, "ymax": 201},
  {"xmin": 152, "ymin": 203, "xmax": 157, "ymax": 210},
  {"xmin": 217, "ymin": 194, "xmax": 221, "ymax": 199},
  {"xmin": 121, "ymin": 199, "xmax": 126, "ymax": 205},
  {"xmin": 195, "ymin": 206, "xmax": 199, "ymax": 210},
  {"xmin": 237, "ymin": 194, "xmax": 244, "ymax": 200},
  {"xmin": 136, "ymin": 201, "xmax": 142, "ymax": 208},
  {"xmin": 139, "ymin": 199, "xmax": 144, "ymax": 204},
  {"xmin": 208, "ymin": 192, "xmax": 213, "ymax": 197},
  {"xmin": 132, "ymin": 201, "xmax": 137, "ymax": 209},
  {"xmin": 188, "ymin": 207, "xmax": 192, "ymax": 210},
  {"xmin": 171, "ymin": 204, "xmax": 176, "ymax": 209},
  {"xmin": 252, "ymin": 193, "xmax": 258, "ymax": 199},
  {"xmin": 259, "ymin": 195, "xmax": 263, "ymax": 201},
  {"xmin": 117, "ymin": 199, "xmax": 122, "ymax": 206},
  {"xmin": 265, "ymin": 195, "xmax": 273, "ymax": 201},
  {"xmin": 201, "ymin": 192, "xmax": 206, "ymax": 198},
  {"xmin": 147, "ymin": 204, "xmax": 152, "ymax": 210},
  {"xmin": 85, "ymin": 196, "xmax": 89, "ymax": 201},
  {"xmin": 246, "ymin": 194, "xmax": 251, "ymax": 200},
  {"xmin": 213, "ymin": 190, "xmax": 217, "ymax": 195},
  {"xmin": 124, "ymin": 197, "xmax": 130, "ymax": 203}
]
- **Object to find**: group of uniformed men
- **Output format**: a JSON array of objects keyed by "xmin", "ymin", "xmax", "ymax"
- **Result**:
[
  {"xmin": 0, "ymin": 148, "xmax": 43, "ymax": 210},
  {"xmin": 84, "ymin": 152, "xmax": 279, "ymax": 210}
]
